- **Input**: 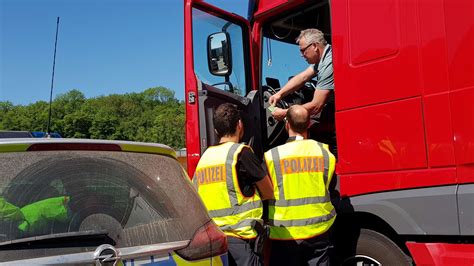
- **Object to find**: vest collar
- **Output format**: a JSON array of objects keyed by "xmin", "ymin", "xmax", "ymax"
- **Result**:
[
  {"xmin": 286, "ymin": 135, "xmax": 304, "ymax": 143},
  {"xmin": 216, "ymin": 141, "xmax": 238, "ymax": 146}
]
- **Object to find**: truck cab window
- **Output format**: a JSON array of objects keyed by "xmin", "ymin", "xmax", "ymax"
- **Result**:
[
  {"xmin": 262, "ymin": 38, "xmax": 308, "ymax": 92},
  {"xmin": 192, "ymin": 8, "xmax": 248, "ymax": 96}
]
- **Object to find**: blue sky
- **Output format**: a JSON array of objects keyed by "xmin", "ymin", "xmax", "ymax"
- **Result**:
[{"xmin": 1, "ymin": 0, "xmax": 248, "ymax": 105}]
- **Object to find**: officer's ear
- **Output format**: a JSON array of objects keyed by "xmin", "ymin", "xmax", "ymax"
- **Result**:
[
  {"xmin": 284, "ymin": 117, "xmax": 289, "ymax": 132},
  {"xmin": 237, "ymin": 119, "xmax": 244, "ymax": 138}
]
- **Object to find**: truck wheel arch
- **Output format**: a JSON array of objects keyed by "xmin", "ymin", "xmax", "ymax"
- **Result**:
[{"xmin": 332, "ymin": 211, "xmax": 413, "ymax": 264}]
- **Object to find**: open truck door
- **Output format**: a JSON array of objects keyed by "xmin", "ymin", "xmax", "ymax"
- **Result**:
[{"xmin": 184, "ymin": 0, "xmax": 262, "ymax": 176}]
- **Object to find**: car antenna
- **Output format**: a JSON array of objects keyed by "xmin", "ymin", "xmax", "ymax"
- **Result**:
[{"xmin": 46, "ymin": 17, "xmax": 60, "ymax": 138}]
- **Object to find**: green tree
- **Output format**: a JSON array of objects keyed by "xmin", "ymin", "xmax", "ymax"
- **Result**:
[
  {"xmin": 63, "ymin": 111, "xmax": 92, "ymax": 138},
  {"xmin": 1, "ymin": 87, "xmax": 185, "ymax": 149}
]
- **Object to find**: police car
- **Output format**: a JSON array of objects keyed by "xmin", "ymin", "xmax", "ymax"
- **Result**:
[{"xmin": 0, "ymin": 138, "xmax": 227, "ymax": 265}]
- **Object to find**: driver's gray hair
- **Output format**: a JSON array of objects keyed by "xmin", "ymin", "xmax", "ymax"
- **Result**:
[{"xmin": 296, "ymin": 28, "xmax": 327, "ymax": 46}]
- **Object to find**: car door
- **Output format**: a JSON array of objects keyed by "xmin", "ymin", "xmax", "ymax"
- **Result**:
[{"xmin": 184, "ymin": 0, "xmax": 262, "ymax": 176}]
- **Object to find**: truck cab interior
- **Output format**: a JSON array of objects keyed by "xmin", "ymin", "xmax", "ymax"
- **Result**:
[
  {"xmin": 192, "ymin": 0, "xmax": 334, "ymax": 158},
  {"xmin": 260, "ymin": 1, "xmax": 334, "ymax": 150}
]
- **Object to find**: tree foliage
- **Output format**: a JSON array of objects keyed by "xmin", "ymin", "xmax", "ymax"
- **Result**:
[{"xmin": 0, "ymin": 87, "xmax": 185, "ymax": 149}]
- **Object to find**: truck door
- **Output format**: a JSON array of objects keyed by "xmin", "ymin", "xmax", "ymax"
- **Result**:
[{"xmin": 184, "ymin": 1, "xmax": 261, "ymax": 176}]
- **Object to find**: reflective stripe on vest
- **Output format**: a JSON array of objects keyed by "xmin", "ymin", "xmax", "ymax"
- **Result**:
[
  {"xmin": 220, "ymin": 218, "xmax": 260, "ymax": 231},
  {"xmin": 264, "ymin": 139, "xmax": 336, "ymax": 240},
  {"xmin": 208, "ymin": 200, "xmax": 262, "ymax": 217},
  {"xmin": 194, "ymin": 142, "xmax": 263, "ymax": 239},
  {"xmin": 267, "ymin": 195, "xmax": 330, "ymax": 207},
  {"xmin": 268, "ymin": 209, "xmax": 336, "ymax": 227}
]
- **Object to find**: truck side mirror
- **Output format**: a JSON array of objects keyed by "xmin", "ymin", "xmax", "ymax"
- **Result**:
[{"xmin": 207, "ymin": 32, "xmax": 232, "ymax": 76}]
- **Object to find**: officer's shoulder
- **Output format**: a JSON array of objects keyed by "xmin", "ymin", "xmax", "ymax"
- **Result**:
[{"xmin": 305, "ymin": 139, "xmax": 325, "ymax": 147}]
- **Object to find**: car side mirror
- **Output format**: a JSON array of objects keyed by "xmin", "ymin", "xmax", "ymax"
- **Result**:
[{"xmin": 207, "ymin": 32, "xmax": 232, "ymax": 76}]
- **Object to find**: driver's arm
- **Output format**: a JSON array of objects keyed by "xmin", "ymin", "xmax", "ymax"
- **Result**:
[
  {"xmin": 272, "ymin": 89, "xmax": 330, "ymax": 120},
  {"xmin": 304, "ymin": 58, "xmax": 334, "ymax": 115},
  {"xmin": 269, "ymin": 65, "xmax": 317, "ymax": 105},
  {"xmin": 303, "ymin": 89, "xmax": 331, "ymax": 116}
]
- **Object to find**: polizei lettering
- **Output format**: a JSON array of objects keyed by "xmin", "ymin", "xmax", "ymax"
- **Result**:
[
  {"xmin": 195, "ymin": 165, "xmax": 226, "ymax": 185},
  {"xmin": 280, "ymin": 156, "xmax": 324, "ymax": 175}
]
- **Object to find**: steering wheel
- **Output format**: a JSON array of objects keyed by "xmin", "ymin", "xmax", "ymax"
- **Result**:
[
  {"xmin": 262, "ymin": 85, "xmax": 289, "ymax": 147},
  {"xmin": 301, "ymin": 80, "xmax": 316, "ymax": 102},
  {"xmin": 263, "ymin": 79, "xmax": 318, "ymax": 146}
]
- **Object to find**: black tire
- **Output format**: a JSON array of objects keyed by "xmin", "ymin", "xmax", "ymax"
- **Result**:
[{"xmin": 342, "ymin": 229, "xmax": 412, "ymax": 266}]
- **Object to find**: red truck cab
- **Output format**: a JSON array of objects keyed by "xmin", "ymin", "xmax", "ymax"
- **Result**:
[{"xmin": 184, "ymin": 0, "xmax": 474, "ymax": 264}]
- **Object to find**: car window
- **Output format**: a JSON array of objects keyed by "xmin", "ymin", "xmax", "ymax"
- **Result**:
[{"xmin": 0, "ymin": 150, "xmax": 209, "ymax": 262}]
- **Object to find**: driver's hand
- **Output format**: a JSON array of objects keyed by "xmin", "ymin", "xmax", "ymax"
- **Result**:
[
  {"xmin": 272, "ymin": 107, "xmax": 287, "ymax": 121},
  {"xmin": 268, "ymin": 93, "xmax": 281, "ymax": 106}
]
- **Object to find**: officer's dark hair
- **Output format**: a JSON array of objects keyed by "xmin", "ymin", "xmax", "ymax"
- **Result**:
[
  {"xmin": 213, "ymin": 103, "xmax": 241, "ymax": 138},
  {"xmin": 286, "ymin": 105, "xmax": 309, "ymax": 134}
]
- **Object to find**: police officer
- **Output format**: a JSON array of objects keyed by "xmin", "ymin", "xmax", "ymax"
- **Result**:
[
  {"xmin": 193, "ymin": 103, "xmax": 274, "ymax": 266},
  {"xmin": 264, "ymin": 105, "xmax": 336, "ymax": 266}
]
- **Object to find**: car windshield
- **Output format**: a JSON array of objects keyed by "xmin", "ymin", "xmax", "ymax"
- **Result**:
[{"xmin": 0, "ymin": 149, "xmax": 209, "ymax": 261}]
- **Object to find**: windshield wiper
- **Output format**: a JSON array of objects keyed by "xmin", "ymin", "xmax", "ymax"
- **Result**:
[{"xmin": 0, "ymin": 230, "xmax": 115, "ymax": 250}]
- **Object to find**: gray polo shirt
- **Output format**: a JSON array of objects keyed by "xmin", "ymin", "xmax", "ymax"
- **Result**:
[{"xmin": 311, "ymin": 44, "xmax": 334, "ymax": 90}]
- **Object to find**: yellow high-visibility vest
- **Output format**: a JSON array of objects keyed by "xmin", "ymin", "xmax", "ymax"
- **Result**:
[
  {"xmin": 264, "ymin": 139, "xmax": 336, "ymax": 240},
  {"xmin": 193, "ymin": 142, "xmax": 263, "ymax": 239}
]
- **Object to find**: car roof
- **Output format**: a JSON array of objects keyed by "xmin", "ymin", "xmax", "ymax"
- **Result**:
[{"xmin": 0, "ymin": 138, "xmax": 177, "ymax": 158}]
